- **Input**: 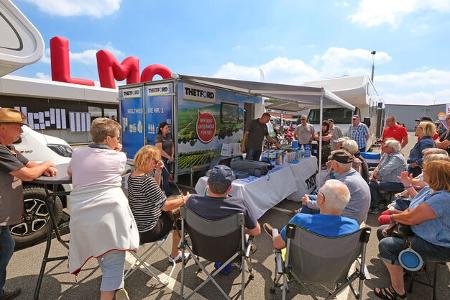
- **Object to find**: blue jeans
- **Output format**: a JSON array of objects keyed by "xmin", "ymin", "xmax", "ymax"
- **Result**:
[
  {"xmin": 369, "ymin": 181, "xmax": 404, "ymax": 209},
  {"xmin": 0, "ymin": 227, "xmax": 15, "ymax": 295},
  {"xmin": 246, "ymin": 149, "xmax": 262, "ymax": 161},
  {"xmin": 97, "ymin": 250, "xmax": 126, "ymax": 292},
  {"xmin": 161, "ymin": 159, "xmax": 172, "ymax": 196},
  {"xmin": 379, "ymin": 234, "xmax": 450, "ymax": 265}
]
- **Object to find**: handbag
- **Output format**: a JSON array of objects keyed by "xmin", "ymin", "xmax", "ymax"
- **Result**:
[{"xmin": 385, "ymin": 222, "xmax": 414, "ymax": 239}]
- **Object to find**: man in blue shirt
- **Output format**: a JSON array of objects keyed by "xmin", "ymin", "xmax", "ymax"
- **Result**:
[{"xmin": 264, "ymin": 179, "xmax": 359, "ymax": 249}]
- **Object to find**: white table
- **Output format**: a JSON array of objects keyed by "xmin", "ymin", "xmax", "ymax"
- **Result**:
[{"xmin": 195, "ymin": 158, "xmax": 318, "ymax": 219}]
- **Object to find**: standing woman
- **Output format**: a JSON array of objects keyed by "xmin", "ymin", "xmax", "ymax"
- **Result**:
[
  {"xmin": 155, "ymin": 122, "xmax": 174, "ymax": 196},
  {"xmin": 315, "ymin": 120, "xmax": 332, "ymax": 167},
  {"xmin": 408, "ymin": 122, "xmax": 435, "ymax": 177},
  {"xmin": 68, "ymin": 118, "xmax": 139, "ymax": 300}
]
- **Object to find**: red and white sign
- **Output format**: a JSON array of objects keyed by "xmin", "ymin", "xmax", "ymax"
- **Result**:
[{"xmin": 196, "ymin": 111, "xmax": 216, "ymax": 143}]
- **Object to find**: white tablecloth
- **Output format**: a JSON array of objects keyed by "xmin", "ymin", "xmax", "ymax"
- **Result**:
[
  {"xmin": 194, "ymin": 157, "xmax": 318, "ymax": 219},
  {"xmin": 287, "ymin": 157, "xmax": 318, "ymax": 201}
]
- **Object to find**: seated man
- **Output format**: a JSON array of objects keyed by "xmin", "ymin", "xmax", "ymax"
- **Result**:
[
  {"xmin": 369, "ymin": 139, "xmax": 407, "ymax": 213},
  {"xmin": 264, "ymin": 180, "xmax": 359, "ymax": 249},
  {"xmin": 186, "ymin": 165, "xmax": 261, "ymax": 237},
  {"xmin": 301, "ymin": 150, "xmax": 371, "ymax": 225}
]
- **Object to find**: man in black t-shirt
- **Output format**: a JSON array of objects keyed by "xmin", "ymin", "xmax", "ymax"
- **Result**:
[
  {"xmin": 241, "ymin": 112, "xmax": 274, "ymax": 161},
  {"xmin": 0, "ymin": 108, "xmax": 57, "ymax": 300},
  {"xmin": 187, "ymin": 165, "xmax": 261, "ymax": 237}
]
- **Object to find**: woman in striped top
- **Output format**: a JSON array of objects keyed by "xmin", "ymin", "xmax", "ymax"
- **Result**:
[{"xmin": 128, "ymin": 145, "xmax": 190, "ymax": 263}]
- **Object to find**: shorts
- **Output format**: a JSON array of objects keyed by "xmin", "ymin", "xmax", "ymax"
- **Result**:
[
  {"xmin": 139, "ymin": 211, "xmax": 174, "ymax": 244},
  {"xmin": 97, "ymin": 250, "xmax": 126, "ymax": 292}
]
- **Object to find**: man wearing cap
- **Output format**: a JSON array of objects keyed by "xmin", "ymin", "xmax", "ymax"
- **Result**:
[
  {"xmin": 301, "ymin": 150, "xmax": 370, "ymax": 224},
  {"xmin": 241, "ymin": 113, "xmax": 275, "ymax": 161},
  {"xmin": 186, "ymin": 165, "xmax": 261, "ymax": 237},
  {"xmin": 0, "ymin": 108, "xmax": 57, "ymax": 300},
  {"xmin": 348, "ymin": 115, "xmax": 369, "ymax": 153}
]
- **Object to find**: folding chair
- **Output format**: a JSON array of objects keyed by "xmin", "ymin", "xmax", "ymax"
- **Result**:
[
  {"xmin": 124, "ymin": 234, "xmax": 176, "ymax": 286},
  {"xmin": 271, "ymin": 225, "xmax": 371, "ymax": 300},
  {"xmin": 179, "ymin": 206, "xmax": 254, "ymax": 300}
]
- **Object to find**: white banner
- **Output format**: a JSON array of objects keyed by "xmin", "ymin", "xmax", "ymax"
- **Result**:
[
  {"xmin": 145, "ymin": 83, "xmax": 171, "ymax": 96},
  {"xmin": 183, "ymin": 83, "xmax": 216, "ymax": 103},
  {"xmin": 121, "ymin": 87, "xmax": 141, "ymax": 98}
]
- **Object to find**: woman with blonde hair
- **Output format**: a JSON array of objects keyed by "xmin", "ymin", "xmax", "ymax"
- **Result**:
[
  {"xmin": 408, "ymin": 121, "xmax": 436, "ymax": 177},
  {"xmin": 127, "ymin": 145, "xmax": 190, "ymax": 263},
  {"xmin": 68, "ymin": 118, "xmax": 139, "ymax": 300},
  {"xmin": 375, "ymin": 160, "xmax": 450, "ymax": 299}
]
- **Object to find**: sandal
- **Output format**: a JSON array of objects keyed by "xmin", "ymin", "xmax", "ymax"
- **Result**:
[{"xmin": 374, "ymin": 286, "xmax": 407, "ymax": 300}]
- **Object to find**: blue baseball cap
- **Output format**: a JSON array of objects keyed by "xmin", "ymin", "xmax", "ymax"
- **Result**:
[{"xmin": 207, "ymin": 165, "xmax": 235, "ymax": 191}]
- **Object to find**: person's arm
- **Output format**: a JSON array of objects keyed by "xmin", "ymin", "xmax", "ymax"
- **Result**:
[
  {"xmin": 401, "ymin": 130, "xmax": 409, "ymax": 148},
  {"xmin": 155, "ymin": 142, "xmax": 171, "ymax": 160},
  {"xmin": 163, "ymin": 193, "xmax": 190, "ymax": 211},
  {"xmin": 364, "ymin": 124, "xmax": 369, "ymax": 141},
  {"xmin": 322, "ymin": 133, "xmax": 332, "ymax": 142},
  {"xmin": 171, "ymin": 143, "xmax": 175, "ymax": 161},
  {"xmin": 27, "ymin": 161, "xmax": 57, "ymax": 177},
  {"xmin": 310, "ymin": 125, "xmax": 315, "ymax": 142},
  {"xmin": 391, "ymin": 202, "xmax": 436, "ymax": 225},
  {"xmin": 10, "ymin": 161, "xmax": 55, "ymax": 181},
  {"xmin": 241, "ymin": 131, "xmax": 249, "ymax": 152}
]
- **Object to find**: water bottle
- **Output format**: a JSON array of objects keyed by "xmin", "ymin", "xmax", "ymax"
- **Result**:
[{"xmin": 304, "ymin": 144, "xmax": 311, "ymax": 157}]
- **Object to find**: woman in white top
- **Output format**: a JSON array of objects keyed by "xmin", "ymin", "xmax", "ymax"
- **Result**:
[{"xmin": 68, "ymin": 118, "xmax": 139, "ymax": 300}]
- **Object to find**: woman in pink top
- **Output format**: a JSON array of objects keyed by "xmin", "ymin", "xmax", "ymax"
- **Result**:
[{"xmin": 68, "ymin": 118, "xmax": 139, "ymax": 300}]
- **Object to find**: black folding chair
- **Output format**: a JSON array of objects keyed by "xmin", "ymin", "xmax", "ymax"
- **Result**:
[
  {"xmin": 271, "ymin": 225, "xmax": 371, "ymax": 300},
  {"xmin": 179, "ymin": 206, "xmax": 254, "ymax": 300}
]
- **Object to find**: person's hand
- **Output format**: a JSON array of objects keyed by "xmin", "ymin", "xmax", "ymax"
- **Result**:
[
  {"xmin": 43, "ymin": 166, "xmax": 57, "ymax": 177},
  {"xmin": 382, "ymin": 227, "xmax": 389, "ymax": 237},
  {"xmin": 301, "ymin": 194, "xmax": 309, "ymax": 206},
  {"xmin": 240, "ymin": 144, "xmax": 246, "ymax": 153},
  {"xmin": 398, "ymin": 171, "xmax": 413, "ymax": 187},
  {"xmin": 169, "ymin": 155, "xmax": 174, "ymax": 162},
  {"xmin": 409, "ymin": 162, "xmax": 418, "ymax": 168},
  {"xmin": 156, "ymin": 160, "xmax": 164, "ymax": 170},
  {"xmin": 442, "ymin": 140, "xmax": 450, "ymax": 148},
  {"xmin": 114, "ymin": 143, "xmax": 123, "ymax": 152},
  {"xmin": 182, "ymin": 192, "xmax": 191, "ymax": 204}
]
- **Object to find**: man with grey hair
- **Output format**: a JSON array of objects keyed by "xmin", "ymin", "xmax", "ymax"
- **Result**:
[
  {"xmin": 301, "ymin": 150, "xmax": 371, "ymax": 224},
  {"xmin": 369, "ymin": 139, "xmax": 406, "ymax": 213},
  {"xmin": 264, "ymin": 180, "xmax": 359, "ymax": 249}
]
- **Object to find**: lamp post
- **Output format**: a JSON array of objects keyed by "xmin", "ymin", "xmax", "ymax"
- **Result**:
[{"xmin": 371, "ymin": 50, "xmax": 376, "ymax": 82}]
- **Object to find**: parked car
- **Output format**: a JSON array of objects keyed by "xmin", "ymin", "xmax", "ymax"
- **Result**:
[{"xmin": 10, "ymin": 126, "xmax": 72, "ymax": 248}]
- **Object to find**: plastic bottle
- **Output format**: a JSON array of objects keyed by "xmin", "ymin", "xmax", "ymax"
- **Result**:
[{"xmin": 304, "ymin": 144, "xmax": 311, "ymax": 157}]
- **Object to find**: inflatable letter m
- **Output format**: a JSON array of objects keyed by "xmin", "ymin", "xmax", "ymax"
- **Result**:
[{"xmin": 96, "ymin": 50, "xmax": 140, "ymax": 89}]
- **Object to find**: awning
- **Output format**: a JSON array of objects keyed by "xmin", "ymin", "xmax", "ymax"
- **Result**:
[{"xmin": 179, "ymin": 75, "xmax": 355, "ymax": 112}]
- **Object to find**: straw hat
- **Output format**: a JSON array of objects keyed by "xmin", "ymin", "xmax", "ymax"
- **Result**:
[{"xmin": 0, "ymin": 108, "xmax": 26, "ymax": 124}]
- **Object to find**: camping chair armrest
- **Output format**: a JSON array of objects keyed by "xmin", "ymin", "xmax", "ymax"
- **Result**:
[
  {"xmin": 275, "ymin": 250, "xmax": 283, "ymax": 274},
  {"xmin": 245, "ymin": 236, "xmax": 255, "ymax": 257}
]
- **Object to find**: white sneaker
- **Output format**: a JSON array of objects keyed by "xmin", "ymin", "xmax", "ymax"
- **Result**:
[
  {"xmin": 168, "ymin": 251, "xmax": 191, "ymax": 263},
  {"xmin": 115, "ymin": 288, "xmax": 130, "ymax": 300}
]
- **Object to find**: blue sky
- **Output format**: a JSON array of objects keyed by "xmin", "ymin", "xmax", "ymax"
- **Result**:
[{"xmin": 11, "ymin": 0, "xmax": 450, "ymax": 104}]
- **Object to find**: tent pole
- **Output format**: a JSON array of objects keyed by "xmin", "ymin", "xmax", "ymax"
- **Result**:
[{"xmin": 318, "ymin": 90, "xmax": 324, "ymax": 187}]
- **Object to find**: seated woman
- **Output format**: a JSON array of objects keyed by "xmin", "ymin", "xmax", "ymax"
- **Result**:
[
  {"xmin": 368, "ymin": 139, "xmax": 407, "ymax": 213},
  {"xmin": 341, "ymin": 139, "xmax": 369, "ymax": 182},
  {"xmin": 68, "ymin": 118, "xmax": 139, "ymax": 300},
  {"xmin": 374, "ymin": 160, "xmax": 450, "ymax": 299},
  {"xmin": 127, "ymin": 145, "xmax": 190, "ymax": 263},
  {"xmin": 408, "ymin": 121, "xmax": 436, "ymax": 177}
]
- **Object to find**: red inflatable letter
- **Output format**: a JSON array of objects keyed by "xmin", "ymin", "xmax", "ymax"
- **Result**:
[
  {"xmin": 50, "ymin": 36, "xmax": 94, "ymax": 86},
  {"xmin": 140, "ymin": 64, "xmax": 172, "ymax": 82},
  {"xmin": 96, "ymin": 50, "xmax": 140, "ymax": 89}
]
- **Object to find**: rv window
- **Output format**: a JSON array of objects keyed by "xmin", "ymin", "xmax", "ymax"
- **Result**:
[
  {"xmin": 220, "ymin": 102, "xmax": 239, "ymax": 123},
  {"xmin": 307, "ymin": 108, "xmax": 353, "ymax": 124}
]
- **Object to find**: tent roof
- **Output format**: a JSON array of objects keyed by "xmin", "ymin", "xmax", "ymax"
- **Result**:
[{"xmin": 179, "ymin": 75, "xmax": 355, "ymax": 112}]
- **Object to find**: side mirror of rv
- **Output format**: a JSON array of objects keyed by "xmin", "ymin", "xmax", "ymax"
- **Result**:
[{"xmin": 363, "ymin": 117, "xmax": 371, "ymax": 128}]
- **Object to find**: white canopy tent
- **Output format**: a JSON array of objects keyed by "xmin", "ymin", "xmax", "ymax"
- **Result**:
[{"xmin": 178, "ymin": 75, "xmax": 356, "ymax": 181}]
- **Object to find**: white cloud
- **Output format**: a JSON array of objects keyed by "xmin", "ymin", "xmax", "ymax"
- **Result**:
[
  {"xmin": 39, "ymin": 44, "xmax": 123, "ymax": 65},
  {"xmin": 35, "ymin": 72, "xmax": 51, "ymax": 80},
  {"xmin": 349, "ymin": 0, "xmax": 450, "ymax": 27},
  {"xmin": 24, "ymin": 0, "xmax": 121, "ymax": 18},
  {"xmin": 212, "ymin": 47, "xmax": 450, "ymax": 105}
]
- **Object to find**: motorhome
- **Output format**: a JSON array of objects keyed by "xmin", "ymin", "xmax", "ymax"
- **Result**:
[{"xmin": 304, "ymin": 76, "xmax": 384, "ymax": 150}]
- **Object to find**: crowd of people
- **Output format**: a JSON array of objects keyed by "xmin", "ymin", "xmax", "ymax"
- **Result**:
[{"xmin": 1, "ymin": 107, "xmax": 449, "ymax": 300}]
